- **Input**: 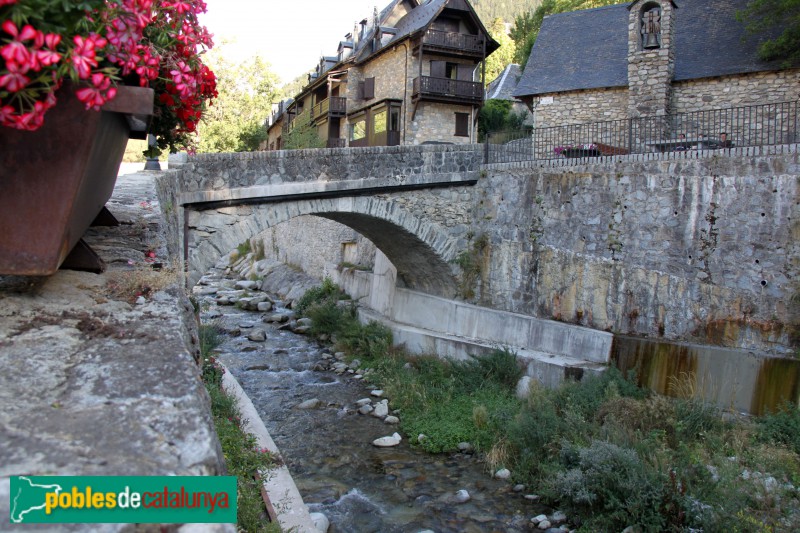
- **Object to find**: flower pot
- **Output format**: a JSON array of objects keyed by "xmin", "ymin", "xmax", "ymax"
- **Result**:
[{"xmin": 0, "ymin": 84, "xmax": 153, "ymax": 276}]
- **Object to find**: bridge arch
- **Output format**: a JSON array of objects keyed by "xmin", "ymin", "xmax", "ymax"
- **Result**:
[{"xmin": 186, "ymin": 195, "xmax": 462, "ymax": 297}]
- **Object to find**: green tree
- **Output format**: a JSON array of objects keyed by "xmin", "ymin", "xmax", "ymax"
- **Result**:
[
  {"xmin": 485, "ymin": 17, "xmax": 517, "ymax": 84},
  {"xmin": 511, "ymin": 0, "xmax": 622, "ymax": 67},
  {"xmin": 197, "ymin": 49, "xmax": 281, "ymax": 153},
  {"xmin": 282, "ymin": 121, "xmax": 325, "ymax": 150},
  {"xmin": 478, "ymin": 99, "xmax": 526, "ymax": 140},
  {"xmin": 738, "ymin": 0, "xmax": 800, "ymax": 66}
]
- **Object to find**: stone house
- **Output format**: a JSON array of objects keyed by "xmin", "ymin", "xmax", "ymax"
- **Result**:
[
  {"xmin": 267, "ymin": 0, "xmax": 499, "ymax": 150},
  {"xmin": 513, "ymin": 0, "xmax": 800, "ymax": 142},
  {"xmin": 485, "ymin": 63, "xmax": 533, "ymax": 127}
]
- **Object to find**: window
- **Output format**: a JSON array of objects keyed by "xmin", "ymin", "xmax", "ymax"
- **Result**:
[
  {"xmin": 359, "ymin": 77, "xmax": 375, "ymax": 99},
  {"xmin": 389, "ymin": 108, "xmax": 400, "ymax": 131},
  {"xmin": 455, "ymin": 112, "xmax": 469, "ymax": 137},
  {"xmin": 350, "ymin": 117, "xmax": 366, "ymax": 141},
  {"xmin": 373, "ymin": 110, "xmax": 387, "ymax": 134}
]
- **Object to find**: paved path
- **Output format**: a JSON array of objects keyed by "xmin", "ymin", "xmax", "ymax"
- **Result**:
[{"xmin": 0, "ymin": 170, "xmax": 229, "ymax": 532}]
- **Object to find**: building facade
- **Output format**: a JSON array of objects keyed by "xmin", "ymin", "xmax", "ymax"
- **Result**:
[
  {"xmin": 513, "ymin": 0, "xmax": 800, "ymax": 139},
  {"xmin": 267, "ymin": 0, "xmax": 498, "ymax": 150}
]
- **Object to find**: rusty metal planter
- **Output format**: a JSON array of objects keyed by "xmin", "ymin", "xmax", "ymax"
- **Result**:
[{"xmin": 0, "ymin": 84, "xmax": 154, "ymax": 275}]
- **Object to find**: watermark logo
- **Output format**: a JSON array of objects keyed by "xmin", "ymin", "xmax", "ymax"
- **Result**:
[{"xmin": 9, "ymin": 476, "xmax": 237, "ymax": 524}]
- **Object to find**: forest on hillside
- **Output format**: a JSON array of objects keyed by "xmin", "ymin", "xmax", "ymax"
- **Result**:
[{"xmin": 471, "ymin": 0, "xmax": 543, "ymax": 23}]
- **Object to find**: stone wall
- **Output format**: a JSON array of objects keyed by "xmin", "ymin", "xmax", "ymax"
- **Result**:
[
  {"xmin": 408, "ymin": 101, "xmax": 476, "ymax": 144},
  {"xmin": 672, "ymin": 70, "xmax": 800, "ymax": 113},
  {"xmin": 478, "ymin": 153, "xmax": 800, "ymax": 356},
  {"xmin": 175, "ymin": 144, "xmax": 483, "ymax": 192},
  {"xmin": 532, "ymin": 88, "xmax": 629, "ymax": 129}
]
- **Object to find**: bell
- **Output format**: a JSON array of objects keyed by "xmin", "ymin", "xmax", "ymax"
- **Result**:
[{"xmin": 644, "ymin": 32, "xmax": 660, "ymax": 49}]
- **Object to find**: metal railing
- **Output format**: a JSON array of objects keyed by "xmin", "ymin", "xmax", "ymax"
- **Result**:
[
  {"xmin": 486, "ymin": 101, "xmax": 799, "ymax": 164},
  {"xmin": 423, "ymin": 29, "xmax": 483, "ymax": 53},
  {"xmin": 413, "ymin": 76, "xmax": 483, "ymax": 102}
]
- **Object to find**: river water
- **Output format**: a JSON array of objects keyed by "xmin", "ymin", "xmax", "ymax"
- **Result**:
[{"xmin": 198, "ymin": 272, "xmax": 547, "ymax": 533}]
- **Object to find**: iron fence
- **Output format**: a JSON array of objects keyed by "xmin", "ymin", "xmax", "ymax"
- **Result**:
[{"xmin": 485, "ymin": 100, "xmax": 799, "ymax": 164}]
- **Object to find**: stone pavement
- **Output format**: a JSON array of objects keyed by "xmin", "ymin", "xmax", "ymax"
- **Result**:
[{"xmin": 0, "ymin": 167, "xmax": 230, "ymax": 532}]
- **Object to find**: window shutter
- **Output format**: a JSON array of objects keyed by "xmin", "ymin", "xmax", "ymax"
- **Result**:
[
  {"xmin": 457, "ymin": 65, "xmax": 473, "ymax": 81},
  {"xmin": 455, "ymin": 113, "xmax": 469, "ymax": 137},
  {"xmin": 430, "ymin": 60, "xmax": 446, "ymax": 78},
  {"xmin": 363, "ymin": 77, "xmax": 375, "ymax": 99}
]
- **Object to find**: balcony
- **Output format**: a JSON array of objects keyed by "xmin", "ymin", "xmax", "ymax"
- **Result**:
[
  {"xmin": 412, "ymin": 76, "xmax": 483, "ymax": 105},
  {"xmin": 286, "ymin": 109, "xmax": 311, "ymax": 132},
  {"xmin": 422, "ymin": 29, "xmax": 483, "ymax": 55},
  {"xmin": 326, "ymin": 137, "xmax": 346, "ymax": 148},
  {"xmin": 311, "ymin": 96, "xmax": 347, "ymax": 121}
]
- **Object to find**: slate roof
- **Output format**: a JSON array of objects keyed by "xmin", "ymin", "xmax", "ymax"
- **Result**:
[
  {"xmin": 486, "ymin": 63, "xmax": 522, "ymax": 101},
  {"xmin": 514, "ymin": 0, "xmax": 793, "ymax": 98}
]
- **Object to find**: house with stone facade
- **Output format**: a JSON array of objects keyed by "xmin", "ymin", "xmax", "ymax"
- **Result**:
[
  {"xmin": 266, "ymin": 0, "xmax": 499, "ymax": 150},
  {"xmin": 513, "ymin": 0, "xmax": 800, "ymax": 145}
]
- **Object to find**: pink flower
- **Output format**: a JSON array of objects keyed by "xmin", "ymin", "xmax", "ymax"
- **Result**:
[
  {"xmin": 75, "ymin": 72, "xmax": 117, "ymax": 110},
  {"xmin": 0, "ymin": 62, "xmax": 29, "ymax": 92},
  {"xmin": 1, "ymin": 21, "xmax": 37, "ymax": 67},
  {"xmin": 70, "ymin": 34, "xmax": 107, "ymax": 79}
]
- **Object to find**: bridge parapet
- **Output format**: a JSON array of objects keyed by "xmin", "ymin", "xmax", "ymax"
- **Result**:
[{"xmin": 178, "ymin": 144, "xmax": 483, "ymax": 193}]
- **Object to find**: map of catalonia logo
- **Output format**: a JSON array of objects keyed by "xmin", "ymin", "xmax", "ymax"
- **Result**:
[{"xmin": 9, "ymin": 476, "xmax": 237, "ymax": 524}]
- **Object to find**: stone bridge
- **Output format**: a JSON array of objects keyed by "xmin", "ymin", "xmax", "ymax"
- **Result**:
[
  {"xmin": 157, "ymin": 143, "xmax": 800, "ymax": 413},
  {"xmin": 169, "ymin": 145, "xmax": 483, "ymax": 297}
]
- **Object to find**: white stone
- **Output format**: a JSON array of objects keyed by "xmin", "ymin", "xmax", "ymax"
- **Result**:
[
  {"xmin": 532, "ymin": 514, "xmax": 548, "ymax": 524},
  {"xmin": 372, "ymin": 432, "xmax": 402, "ymax": 447},
  {"xmin": 384, "ymin": 415, "xmax": 400, "ymax": 424},
  {"xmin": 295, "ymin": 398, "xmax": 321, "ymax": 410},
  {"xmin": 517, "ymin": 376, "xmax": 531, "ymax": 400},
  {"xmin": 309, "ymin": 512, "xmax": 329, "ymax": 533},
  {"xmin": 235, "ymin": 280, "xmax": 258, "ymax": 290},
  {"xmin": 494, "ymin": 468, "xmax": 511, "ymax": 480},
  {"xmin": 454, "ymin": 489, "xmax": 470, "ymax": 503},
  {"xmin": 550, "ymin": 511, "xmax": 567, "ymax": 523},
  {"xmin": 355, "ymin": 398, "xmax": 372, "ymax": 407},
  {"xmin": 538, "ymin": 520, "xmax": 552, "ymax": 530},
  {"xmin": 246, "ymin": 330, "xmax": 266, "ymax": 342},
  {"xmin": 370, "ymin": 389, "xmax": 384, "ymax": 397},
  {"xmin": 371, "ymin": 400, "xmax": 389, "ymax": 418}
]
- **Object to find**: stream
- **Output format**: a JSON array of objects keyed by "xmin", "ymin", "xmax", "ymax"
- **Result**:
[{"xmin": 197, "ymin": 266, "xmax": 551, "ymax": 533}]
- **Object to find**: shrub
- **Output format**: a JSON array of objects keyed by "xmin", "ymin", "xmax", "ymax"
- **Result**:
[
  {"xmin": 452, "ymin": 348, "xmax": 523, "ymax": 390},
  {"xmin": 548, "ymin": 440, "xmax": 668, "ymax": 531},
  {"xmin": 294, "ymin": 277, "xmax": 343, "ymax": 315},
  {"xmin": 758, "ymin": 402, "xmax": 800, "ymax": 454}
]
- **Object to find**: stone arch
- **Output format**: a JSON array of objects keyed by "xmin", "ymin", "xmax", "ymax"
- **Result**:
[{"xmin": 186, "ymin": 195, "xmax": 462, "ymax": 297}]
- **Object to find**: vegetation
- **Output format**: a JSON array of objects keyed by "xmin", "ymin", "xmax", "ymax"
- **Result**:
[
  {"xmin": 199, "ymin": 324, "xmax": 280, "ymax": 533},
  {"xmin": 197, "ymin": 49, "xmax": 282, "ymax": 153},
  {"xmin": 738, "ymin": 0, "xmax": 800, "ymax": 67},
  {"xmin": 471, "ymin": 0, "xmax": 542, "ymax": 25},
  {"xmin": 511, "ymin": 0, "xmax": 622, "ymax": 67},
  {"xmin": 478, "ymin": 99, "xmax": 526, "ymax": 140},
  {"xmin": 295, "ymin": 279, "xmax": 800, "ymax": 531},
  {"xmin": 282, "ymin": 121, "xmax": 325, "ymax": 150},
  {"xmin": 485, "ymin": 17, "xmax": 517, "ymax": 84},
  {"xmin": 452, "ymin": 233, "xmax": 489, "ymax": 300}
]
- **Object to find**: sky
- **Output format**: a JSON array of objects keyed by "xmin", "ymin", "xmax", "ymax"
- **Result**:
[{"xmin": 200, "ymin": 0, "xmax": 377, "ymax": 85}]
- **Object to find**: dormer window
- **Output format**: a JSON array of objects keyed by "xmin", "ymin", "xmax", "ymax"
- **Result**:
[{"xmin": 641, "ymin": 3, "xmax": 662, "ymax": 49}]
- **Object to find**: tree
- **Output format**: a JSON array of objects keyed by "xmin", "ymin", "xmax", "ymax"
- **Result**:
[
  {"xmin": 282, "ymin": 121, "xmax": 325, "ymax": 150},
  {"xmin": 485, "ymin": 18, "xmax": 517, "ymax": 84},
  {"xmin": 478, "ymin": 99, "xmax": 526, "ymax": 140},
  {"xmin": 738, "ymin": 0, "xmax": 800, "ymax": 66},
  {"xmin": 511, "ymin": 0, "xmax": 621, "ymax": 67},
  {"xmin": 196, "ymin": 49, "xmax": 281, "ymax": 153}
]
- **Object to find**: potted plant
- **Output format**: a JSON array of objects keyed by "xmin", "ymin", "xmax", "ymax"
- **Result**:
[{"xmin": 0, "ymin": 0, "xmax": 217, "ymax": 275}]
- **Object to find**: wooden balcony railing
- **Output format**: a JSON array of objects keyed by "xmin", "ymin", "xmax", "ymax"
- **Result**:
[
  {"xmin": 326, "ymin": 137, "xmax": 346, "ymax": 148},
  {"xmin": 312, "ymin": 96, "xmax": 347, "ymax": 120},
  {"xmin": 423, "ymin": 29, "xmax": 483, "ymax": 54},
  {"xmin": 287, "ymin": 109, "xmax": 311, "ymax": 132},
  {"xmin": 412, "ymin": 76, "xmax": 483, "ymax": 104}
]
